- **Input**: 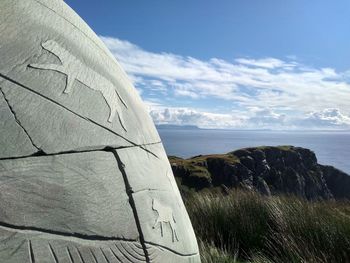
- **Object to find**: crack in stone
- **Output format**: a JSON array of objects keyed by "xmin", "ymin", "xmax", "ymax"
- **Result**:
[
  {"xmin": 0, "ymin": 86, "xmax": 42, "ymax": 152},
  {"xmin": 110, "ymin": 149, "xmax": 150, "ymax": 263},
  {"xmin": 0, "ymin": 72, "xmax": 160, "ymax": 158},
  {"xmin": 0, "ymin": 221, "xmax": 137, "ymax": 243},
  {"xmin": 0, "ymin": 142, "xmax": 162, "ymax": 162}
]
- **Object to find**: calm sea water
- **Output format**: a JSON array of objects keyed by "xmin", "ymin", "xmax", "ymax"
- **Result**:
[{"xmin": 158, "ymin": 129, "xmax": 350, "ymax": 175}]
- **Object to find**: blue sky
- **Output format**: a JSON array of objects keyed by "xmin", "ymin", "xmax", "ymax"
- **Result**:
[{"xmin": 65, "ymin": 0, "xmax": 350, "ymax": 129}]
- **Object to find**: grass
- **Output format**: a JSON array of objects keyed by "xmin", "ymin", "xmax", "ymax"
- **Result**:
[{"xmin": 183, "ymin": 190, "xmax": 350, "ymax": 263}]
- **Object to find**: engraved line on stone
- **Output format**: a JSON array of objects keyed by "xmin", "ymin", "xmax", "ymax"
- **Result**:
[
  {"xmin": 75, "ymin": 246, "xmax": 85, "ymax": 263},
  {"xmin": 48, "ymin": 243, "xmax": 59, "ymax": 263},
  {"xmin": 117, "ymin": 242, "xmax": 146, "ymax": 263},
  {"xmin": 0, "ymin": 87, "xmax": 41, "ymax": 152},
  {"xmin": 111, "ymin": 150, "xmax": 150, "ymax": 263},
  {"xmin": 113, "ymin": 244, "xmax": 132, "ymax": 262},
  {"xmin": 127, "ymin": 242, "xmax": 148, "ymax": 260},
  {"xmin": 145, "ymin": 242, "xmax": 199, "ymax": 257},
  {"xmin": 145, "ymin": 246, "xmax": 157, "ymax": 258},
  {"xmin": 10, "ymin": 239, "xmax": 27, "ymax": 258},
  {"xmin": 120, "ymin": 242, "xmax": 147, "ymax": 262},
  {"xmin": 0, "ymin": 222, "xmax": 136, "ymax": 243},
  {"xmin": 152, "ymin": 199, "xmax": 179, "ymax": 243},
  {"xmin": 28, "ymin": 240, "xmax": 35, "ymax": 263},
  {"xmin": 67, "ymin": 247, "xmax": 74, "ymax": 263},
  {"xmin": 29, "ymin": 40, "xmax": 127, "ymax": 128},
  {"xmin": 100, "ymin": 248, "xmax": 111, "ymax": 263},
  {"xmin": 109, "ymin": 247, "xmax": 122, "ymax": 262},
  {"xmin": 90, "ymin": 248, "xmax": 98, "ymax": 263},
  {"xmin": 148, "ymin": 252, "xmax": 160, "ymax": 262},
  {"xmin": 0, "ymin": 72, "xmax": 159, "ymax": 158}
]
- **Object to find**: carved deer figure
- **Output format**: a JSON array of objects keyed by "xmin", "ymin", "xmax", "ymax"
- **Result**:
[
  {"xmin": 152, "ymin": 199, "xmax": 179, "ymax": 242},
  {"xmin": 29, "ymin": 40, "xmax": 127, "ymax": 130}
]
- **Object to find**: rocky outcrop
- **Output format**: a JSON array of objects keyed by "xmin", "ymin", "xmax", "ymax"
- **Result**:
[
  {"xmin": 321, "ymin": 165, "xmax": 350, "ymax": 200},
  {"xmin": 169, "ymin": 146, "xmax": 349, "ymax": 200}
]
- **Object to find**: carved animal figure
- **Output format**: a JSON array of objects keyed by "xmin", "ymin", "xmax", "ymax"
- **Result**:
[
  {"xmin": 30, "ymin": 40, "xmax": 127, "ymax": 130},
  {"xmin": 152, "ymin": 199, "xmax": 179, "ymax": 242}
]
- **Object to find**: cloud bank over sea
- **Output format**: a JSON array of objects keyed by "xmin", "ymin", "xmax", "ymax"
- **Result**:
[{"xmin": 102, "ymin": 36, "xmax": 350, "ymax": 130}]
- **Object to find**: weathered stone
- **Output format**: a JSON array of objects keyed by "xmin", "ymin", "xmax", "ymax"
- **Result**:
[
  {"xmin": 0, "ymin": 0, "xmax": 160, "ymax": 155},
  {"xmin": 0, "ymin": 152, "xmax": 138, "ymax": 239},
  {"xmin": 0, "ymin": 0, "xmax": 200, "ymax": 262},
  {"xmin": 0, "ymin": 79, "xmax": 135, "ymax": 154},
  {"xmin": 0, "ymin": 89, "xmax": 37, "ymax": 158},
  {"xmin": 117, "ymin": 144, "xmax": 199, "ymax": 257},
  {"xmin": 0, "ymin": 226, "xmax": 147, "ymax": 263}
]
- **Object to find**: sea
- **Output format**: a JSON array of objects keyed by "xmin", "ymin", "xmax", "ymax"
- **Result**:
[{"xmin": 158, "ymin": 129, "xmax": 350, "ymax": 175}]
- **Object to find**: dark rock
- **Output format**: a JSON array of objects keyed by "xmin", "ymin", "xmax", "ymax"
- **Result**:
[
  {"xmin": 322, "ymin": 165, "xmax": 350, "ymax": 200},
  {"xmin": 255, "ymin": 177, "xmax": 271, "ymax": 196},
  {"xmin": 170, "ymin": 146, "xmax": 347, "ymax": 200}
]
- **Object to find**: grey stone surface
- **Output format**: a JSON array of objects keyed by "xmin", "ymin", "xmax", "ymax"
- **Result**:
[
  {"xmin": 0, "ymin": 79, "xmax": 135, "ymax": 153},
  {"xmin": 117, "ymin": 145, "xmax": 200, "ymax": 258},
  {"xmin": 0, "ymin": 225, "xmax": 147, "ymax": 263},
  {"xmin": 0, "ymin": 0, "xmax": 160, "ymax": 156},
  {"xmin": 0, "ymin": 225, "xmax": 199, "ymax": 263},
  {"xmin": 0, "ymin": 151, "xmax": 138, "ymax": 239},
  {"xmin": 0, "ymin": 0, "xmax": 200, "ymax": 262},
  {"xmin": 147, "ymin": 245, "xmax": 201, "ymax": 263},
  {"xmin": 0, "ymin": 88, "xmax": 37, "ymax": 158}
]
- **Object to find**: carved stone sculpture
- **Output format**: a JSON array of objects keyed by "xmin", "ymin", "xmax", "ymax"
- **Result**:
[{"xmin": 0, "ymin": 0, "xmax": 200, "ymax": 262}]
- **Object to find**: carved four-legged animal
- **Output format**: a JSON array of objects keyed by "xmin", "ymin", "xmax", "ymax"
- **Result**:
[
  {"xmin": 152, "ymin": 199, "xmax": 179, "ymax": 242},
  {"xmin": 30, "ymin": 40, "xmax": 127, "ymax": 130}
]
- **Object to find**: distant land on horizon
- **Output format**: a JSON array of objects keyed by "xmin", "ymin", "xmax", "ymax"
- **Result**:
[
  {"xmin": 155, "ymin": 124, "xmax": 350, "ymax": 132},
  {"xmin": 156, "ymin": 124, "xmax": 200, "ymax": 130}
]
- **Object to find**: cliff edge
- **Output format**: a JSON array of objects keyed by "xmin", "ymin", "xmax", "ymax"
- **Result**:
[{"xmin": 170, "ymin": 146, "xmax": 350, "ymax": 200}]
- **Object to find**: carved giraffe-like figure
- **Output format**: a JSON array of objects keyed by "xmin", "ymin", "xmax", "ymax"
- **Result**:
[
  {"xmin": 152, "ymin": 199, "xmax": 179, "ymax": 242},
  {"xmin": 29, "ymin": 40, "xmax": 128, "ymax": 130}
]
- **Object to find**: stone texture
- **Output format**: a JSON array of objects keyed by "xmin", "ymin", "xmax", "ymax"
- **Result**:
[
  {"xmin": 0, "ymin": 226, "xmax": 147, "ymax": 263},
  {"xmin": 0, "ymin": 88, "xmax": 37, "ymax": 158},
  {"xmin": 0, "ymin": 225, "xmax": 200, "ymax": 263},
  {"xmin": 117, "ymin": 144, "xmax": 200, "ymax": 258},
  {"xmin": 146, "ymin": 244, "xmax": 201, "ymax": 263},
  {"xmin": 0, "ymin": 0, "xmax": 200, "ymax": 262},
  {"xmin": 0, "ymin": 151, "xmax": 138, "ymax": 239},
  {"xmin": 0, "ymin": 79, "xmax": 134, "ymax": 153},
  {"xmin": 0, "ymin": 0, "xmax": 160, "ymax": 156}
]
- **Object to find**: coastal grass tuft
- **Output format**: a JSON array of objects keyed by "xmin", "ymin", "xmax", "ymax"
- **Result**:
[{"xmin": 184, "ymin": 190, "xmax": 350, "ymax": 263}]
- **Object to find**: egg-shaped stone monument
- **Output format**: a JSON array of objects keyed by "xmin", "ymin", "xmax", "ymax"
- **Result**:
[{"xmin": 0, "ymin": 0, "xmax": 200, "ymax": 262}]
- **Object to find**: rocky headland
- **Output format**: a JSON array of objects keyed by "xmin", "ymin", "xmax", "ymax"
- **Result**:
[{"xmin": 170, "ymin": 146, "xmax": 350, "ymax": 200}]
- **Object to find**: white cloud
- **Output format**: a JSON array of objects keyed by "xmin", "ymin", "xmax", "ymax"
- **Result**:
[
  {"xmin": 147, "ymin": 105, "xmax": 245, "ymax": 129},
  {"xmin": 101, "ymin": 36, "xmax": 350, "ymax": 129},
  {"xmin": 296, "ymin": 108, "xmax": 350, "ymax": 129},
  {"xmin": 246, "ymin": 108, "xmax": 287, "ymax": 128},
  {"xmin": 234, "ymin": 58, "xmax": 296, "ymax": 69}
]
